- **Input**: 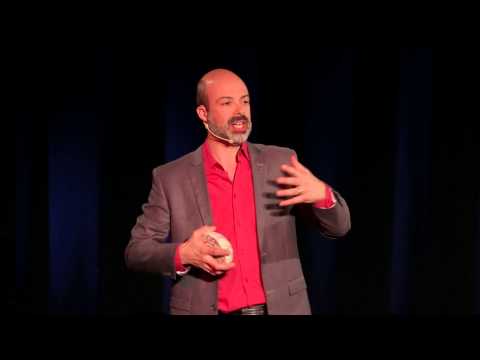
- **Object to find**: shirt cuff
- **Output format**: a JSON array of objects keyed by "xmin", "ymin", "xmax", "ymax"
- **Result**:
[
  {"xmin": 175, "ymin": 245, "xmax": 190, "ymax": 276},
  {"xmin": 313, "ymin": 185, "xmax": 337, "ymax": 209}
]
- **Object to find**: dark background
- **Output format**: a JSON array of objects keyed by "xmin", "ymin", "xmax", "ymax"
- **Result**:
[{"xmin": 13, "ymin": 47, "xmax": 479, "ymax": 316}]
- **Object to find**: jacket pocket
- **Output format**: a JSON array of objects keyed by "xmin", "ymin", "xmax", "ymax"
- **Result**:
[{"xmin": 170, "ymin": 295, "xmax": 192, "ymax": 311}]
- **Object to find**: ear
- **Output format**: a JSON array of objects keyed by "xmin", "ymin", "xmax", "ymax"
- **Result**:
[{"xmin": 196, "ymin": 105, "xmax": 208, "ymax": 123}]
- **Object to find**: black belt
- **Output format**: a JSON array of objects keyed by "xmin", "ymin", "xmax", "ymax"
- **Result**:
[{"xmin": 220, "ymin": 304, "xmax": 267, "ymax": 315}]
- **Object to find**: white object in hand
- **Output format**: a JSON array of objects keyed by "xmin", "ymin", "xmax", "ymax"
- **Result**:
[{"xmin": 206, "ymin": 231, "xmax": 233, "ymax": 264}]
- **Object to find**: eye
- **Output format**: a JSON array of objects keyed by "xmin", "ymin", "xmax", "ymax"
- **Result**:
[
  {"xmin": 222, "ymin": 101, "xmax": 232, "ymax": 106},
  {"xmin": 243, "ymin": 99, "xmax": 250, "ymax": 104}
]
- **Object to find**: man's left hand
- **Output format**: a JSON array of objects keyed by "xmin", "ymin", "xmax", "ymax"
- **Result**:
[{"xmin": 276, "ymin": 155, "xmax": 327, "ymax": 207}]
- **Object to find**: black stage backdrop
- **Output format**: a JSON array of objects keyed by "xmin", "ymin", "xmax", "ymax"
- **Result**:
[{"xmin": 14, "ymin": 47, "xmax": 479, "ymax": 316}]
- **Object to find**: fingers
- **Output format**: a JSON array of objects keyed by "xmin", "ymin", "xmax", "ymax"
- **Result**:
[
  {"xmin": 193, "ymin": 225, "xmax": 216, "ymax": 241},
  {"xmin": 291, "ymin": 155, "xmax": 308, "ymax": 171},
  {"xmin": 276, "ymin": 176, "xmax": 301, "ymax": 186},
  {"xmin": 276, "ymin": 186, "xmax": 303, "ymax": 198},
  {"xmin": 280, "ymin": 164, "xmax": 301, "ymax": 177},
  {"xmin": 207, "ymin": 246, "xmax": 230, "ymax": 257},
  {"xmin": 203, "ymin": 255, "xmax": 235, "ymax": 272},
  {"xmin": 205, "ymin": 225, "xmax": 216, "ymax": 232},
  {"xmin": 278, "ymin": 195, "xmax": 305, "ymax": 207},
  {"xmin": 204, "ymin": 236, "xmax": 218, "ymax": 247},
  {"xmin": 199, "ymin": 225, "xmax": 216, "ymax": 236},
  {"xmin": 199, "ymin": 259, "xmax": 225, "ymax": 276},
  {"xmin": 201, "ymin": 263, "xmax": 215, "ymax": 274},
  {"xmin": 192, "ymin": 225, "xmax": 217, "ymax": 246},
  {"xmin": 191, "ymin": 225, "xmax": 236, "ymax": 276}
]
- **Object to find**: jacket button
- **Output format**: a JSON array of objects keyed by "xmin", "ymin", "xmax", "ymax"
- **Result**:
[{"xmin": 210, "ymin": 304, "xmax": 217, "ymax": 311}]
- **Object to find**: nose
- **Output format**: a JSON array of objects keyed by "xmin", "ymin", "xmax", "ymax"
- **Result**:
[
  {"xmin": 234, "ymin": 101, "xmax": 247, "ymax": 116},
  {"xmin": 234, "ymin": 102, "xmax": 242, "ymax": 115}
]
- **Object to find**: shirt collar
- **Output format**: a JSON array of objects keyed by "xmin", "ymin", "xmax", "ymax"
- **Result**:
[{"xmin": 202, "ymin": 140, "xmax": 250, "ymax": 171}]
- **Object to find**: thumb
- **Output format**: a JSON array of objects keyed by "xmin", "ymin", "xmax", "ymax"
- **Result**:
[
  {"xmin": 200, "ymin": 225, "xmax": 216, "ymax": 237},
  {"xmin": 205, "ymin": 225, "xmax": 216, "ymax": 232}
]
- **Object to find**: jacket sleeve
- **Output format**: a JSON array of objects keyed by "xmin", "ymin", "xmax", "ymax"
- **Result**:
[
  {"xmin": 293, "ymin": 189, "xmax": 351, "ymax": 239},
  {"xmin": 124, "ymin": 168, "xmax": 178, "ymax": 279},
  {"xmin": 288, "ymin": 149, "xmax": 351, "ymax": 239}
]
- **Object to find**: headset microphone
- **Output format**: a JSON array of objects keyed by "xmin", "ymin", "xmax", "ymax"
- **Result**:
[{"xmin": 203, "ymin": 122, "xmax": 235, "ymax": 145}]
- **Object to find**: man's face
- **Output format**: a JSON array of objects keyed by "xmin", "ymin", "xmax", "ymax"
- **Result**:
[{"xmin": 205, "ymin": 77, "xmax": 252, "ymax": 145}]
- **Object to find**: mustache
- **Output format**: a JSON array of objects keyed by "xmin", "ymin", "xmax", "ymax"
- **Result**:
[{"xmin": 228, "ymin": 115, "xmax": 249, "ymax": 125}]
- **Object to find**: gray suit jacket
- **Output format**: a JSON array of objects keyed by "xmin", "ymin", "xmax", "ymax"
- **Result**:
[{"xmin": 125, "ymin": 142, "xmax": 351, "ymax": 315}]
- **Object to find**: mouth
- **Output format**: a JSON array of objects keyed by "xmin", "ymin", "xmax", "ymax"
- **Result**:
[{"xmin": 230, "ymin": 119, "xmax": 248, "ymax": 132}]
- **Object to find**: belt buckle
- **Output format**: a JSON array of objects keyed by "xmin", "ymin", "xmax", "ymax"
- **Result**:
[{"xmin": 240, "ymin": 304, "xmax": 265, "ymax": 315}]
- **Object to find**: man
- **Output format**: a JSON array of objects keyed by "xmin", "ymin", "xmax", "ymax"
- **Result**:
[{"xmin": 125, "ymin": 68, "xmax": 351, "ymax": 315}]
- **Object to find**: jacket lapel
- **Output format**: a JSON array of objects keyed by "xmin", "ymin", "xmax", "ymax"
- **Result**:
[
  {"xmin": 188, "ymin": 145, "xmax": 213, "ymax": 226},
  {"xmin": 248, "ymin": 143, "xmax": 267, "ymax": 253}
]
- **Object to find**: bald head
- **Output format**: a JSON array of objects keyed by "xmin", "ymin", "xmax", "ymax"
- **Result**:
[
  {"xmin": 196, "ymin": 69, "xmax": 248, "ymax": 108},
  {"xmin": 195, "ymin": 68, "xmax": 252, "ymax": 145}
]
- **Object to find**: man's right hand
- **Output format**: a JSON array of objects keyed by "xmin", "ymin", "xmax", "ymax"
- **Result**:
[{"xmin": 178, "ymin": 225, "xmax": 235, "ymax": 276}]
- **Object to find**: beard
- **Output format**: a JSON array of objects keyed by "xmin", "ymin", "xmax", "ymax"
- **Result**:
[{"xmin": 207, "ymin": 114, "xmax": 252, "ymax": 146}]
